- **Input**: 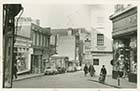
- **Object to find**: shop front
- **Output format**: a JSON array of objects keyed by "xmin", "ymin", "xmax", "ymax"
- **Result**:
[
  {"xmin": 14, "ymin": 39, "xmax": 33, "ymax": 74},
  {"xmin": 14, "ymin": 47, "xmax": 33, "ymax": 74},
  {"xmin": 31, "ymin": 49, "xmax": 43, "ymax": 74},
  {"xmin": 112, "ymin": 34, "xmax": 137, "ymax": 83},
  {"xmin": 110, "ymin": 6, "xmax": 137, "ymax": 83}
]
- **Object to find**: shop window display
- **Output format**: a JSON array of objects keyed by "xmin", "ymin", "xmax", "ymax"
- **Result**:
[
  {"xmin": 113, "ymin": 46, "xmax": 130, "ymax": 78},
  {"xmin": 129, "ymin": 36, "xmax": 137, "ymax": 74},
  {"xmin": 113, "ymin": 36, "xmax": 137, "ymax": 80},
  {"xmin": 16, "ymin": 52, "xmax": 29, "ymax": 73}
]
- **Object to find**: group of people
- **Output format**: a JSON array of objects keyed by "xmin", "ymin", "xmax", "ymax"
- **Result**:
[{"xmin": 84, "ymin": 64, "xmax": 107, "ymax": 83}]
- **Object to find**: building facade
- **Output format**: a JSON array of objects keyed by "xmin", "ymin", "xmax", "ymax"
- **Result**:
[
  {"xmin": 14, "ymin": 17, "xmax": 37, "ymax": 74},
  {"xmin": 110, "ymin": 5, "xmax": 137, "ymax": 83},
  {"xmin": 88, "ymin": 29, "xmax": 113, "ymax": 76},
  {"xmin": 14, "ymin": 17, "xmax": 51, "ymax": 74},
  {"xmin": 31, "ymin": 23, "xmax": 51, "ymax": 73},
  {"xmin": 50, "ymin": 28, "xmax": 87, "ymax": 68}
]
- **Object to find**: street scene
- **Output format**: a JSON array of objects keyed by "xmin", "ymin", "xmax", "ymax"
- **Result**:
[{"xmin": 3, "ymin": 4, "xmax": 137, "ymax": 88}]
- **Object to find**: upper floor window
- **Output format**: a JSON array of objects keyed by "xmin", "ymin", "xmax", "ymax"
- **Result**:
[
  {"xmin": 97, "ymin": 34, "xmax": 104, "ymax": 46},
  {"xmin": 93, "ymin": 59, "xmax": 99, "ymax": 65}
]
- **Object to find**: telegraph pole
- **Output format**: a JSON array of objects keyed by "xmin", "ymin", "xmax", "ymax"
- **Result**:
[{"xmin": 3, "ymin": 4, "xmax": 23, "ymax": 88}]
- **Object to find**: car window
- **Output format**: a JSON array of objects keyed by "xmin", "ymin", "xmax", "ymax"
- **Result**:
[{"xmin": 47, "ymin": 67, "xmax": 51, "ymax": 69}]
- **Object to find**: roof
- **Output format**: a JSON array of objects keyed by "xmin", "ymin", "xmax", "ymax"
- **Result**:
[
  {"xmin": 51, "ymin": 28, "xmax": 89, "ymax": 36},
  {"xmin": 31, "ymin": 23, "xmax": 51, "ymax": 35},
  {"xmin": 51, "ymin": 29, "xmax": 68, "ymax": 36},
  {"xmin": 110, "ymin": 6, "xmax": 137, "ymax": 20}
]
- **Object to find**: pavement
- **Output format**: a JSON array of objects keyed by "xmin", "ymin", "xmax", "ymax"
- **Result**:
[
  {"xmin": 13, "ymin": 73, "xmax": 44, "ymax": 82},
  {"xmin": 12, "ymin": 71, "xmax": 137, "ymax": 88}
]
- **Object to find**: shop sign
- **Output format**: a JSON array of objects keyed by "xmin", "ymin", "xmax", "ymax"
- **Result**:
[{"xmin": 113, "ymin": 14, "xmax": 137, "ymax": 32}]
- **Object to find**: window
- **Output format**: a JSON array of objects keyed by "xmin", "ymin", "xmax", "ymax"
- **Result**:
[
  {"xmin": 93, "ymin": 59, "xmax": 99, "ymax": 65},
  {"xmin": 40, "ymin": 34, "xmax": 42, "ymax": 47},
  {"xmin": 32, "ymin": 31, "xmax": 36, "ymax": 45},
  {"xmin": 34, "ymin": 31, "xmax": 37, "ymax": 46},
  {"xmin": 39, "ymin": 33, "xmax": 41, "ymax": 46},
  {"xmin": 45, "ymin": 36, "xmax": 48, "ymax": 47},
  {"xmin": 42, "ymin": 35, "xmax": 44, "ymax": 47},
  {"xmin": 36, "ymin": 33, "xmax": 39, "ymax": 46},
  {"xmin": 43, "ymin": 36, "xmax": 46, "ymax": 47},
  {"xmin": 97, "ymin": 34, "xmax": 104, "ymax": 46}
]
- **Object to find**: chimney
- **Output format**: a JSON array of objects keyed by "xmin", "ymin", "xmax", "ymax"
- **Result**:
[{"xmin": 36, "ymin": 19, "xmax": 40, "ymax": 25}]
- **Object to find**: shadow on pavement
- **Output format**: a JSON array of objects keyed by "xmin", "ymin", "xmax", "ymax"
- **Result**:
[{"xmin": 87, "ymin": 79, "xmax": 121, "ymax": 89}]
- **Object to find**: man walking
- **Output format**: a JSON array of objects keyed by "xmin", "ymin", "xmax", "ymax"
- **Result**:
[
  {"xmin": 12, "ymin": 63, "xmax": 18, "ymax": 79},
  {"xmin": 83, "ymin": 64, "xmax": 88, "ymax": 76},
  {"xmin": 89, "ymin": 64, "xmax": 95, "ymax": 77},
  {"xmin": 100, "ymin": 65, "xmax": 107, "ymax": 83}
]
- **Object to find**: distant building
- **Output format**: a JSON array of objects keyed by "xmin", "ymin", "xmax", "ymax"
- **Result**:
[
  {"xmin": 14, "ymin": 17, "xmax": 51, "ymax": 74},
  {"xmin": 110, "ymin": 5, "xmax": 137, "ymax": 83},
  {"xmin": 50, "ymin": 28, "xmax": 88, "ymax": 67},
  {"xmin": 83, "ymin": 28, "xmax": 113, "ymax": 76},
  {"xmin": 31, "ymin": 24, "xmax": 51, "ymax": 73}
]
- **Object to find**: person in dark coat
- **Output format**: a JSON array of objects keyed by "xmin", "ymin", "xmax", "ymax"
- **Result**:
[
  {"xmin": 89, "ymin": 64, "xmax": 95, "ymax": 77},
  {"xmin": 12, "ymin": 63, "xmax": 18, "ymax": 79},
  {"xmin": 83, "ymin": 64, "xmax": 88, "ymax": 76},
  {"xmin": 100, "ymin": 65, "xmax": 107, "ymax": 83}
]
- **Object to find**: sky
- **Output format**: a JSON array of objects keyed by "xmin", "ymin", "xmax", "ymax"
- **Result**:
[{"xmin": 20, "ymin": 4, "xmax": 115, "ymax": 38}]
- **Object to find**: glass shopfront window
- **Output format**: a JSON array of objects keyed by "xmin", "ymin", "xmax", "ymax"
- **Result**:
[
  {"xmin": 113, "ymin": 39, "xmax": 131, "ymax": 76},
  {"xmin": 129, "ymin": 36, "xmax": 137, "ymax": 74},
  {"xmin": 16, "ymin": 48, "xmax": 30, "ymax": 73},
  {"xmin": 113, "ymin": 35, "xmax": 137, "ymax": 75}
]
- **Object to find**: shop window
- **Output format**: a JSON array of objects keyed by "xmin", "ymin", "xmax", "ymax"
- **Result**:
[
  {"xmin": 93, "ymin": 59, "xmax": 99, "ymax": 65},
  {"xmin": 32, "ymin": 31, "xmax": 36, "ymax": 45},
  {"xmin": 97, "ymin": 34, "xmax": 104, "ymax": 46}
]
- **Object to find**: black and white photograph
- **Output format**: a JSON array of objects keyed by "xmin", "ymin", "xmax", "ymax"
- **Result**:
[{"xmin": 1, "ymin": 1, "xmax": 139, "ymax": 90}]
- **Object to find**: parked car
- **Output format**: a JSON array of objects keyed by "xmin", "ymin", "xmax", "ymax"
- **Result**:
[
  {"xmin": 44, "ymin": 67, "xmax": 58, "ymax": 75},
  {"xmin": 57, "ymin": 67, "xmax": 66, "ymax": 74},
  {"xmin": 76, "ymin": 66, "xmax": 82, "ymax": 71},
  {"xmin": 67, "ymin": 66, "xmax": 75, "ymax": 72}
]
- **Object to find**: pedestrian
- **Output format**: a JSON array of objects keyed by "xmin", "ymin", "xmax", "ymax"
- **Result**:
[
  {"xmin": 89, "ymin": 64, "xmax": 95, "ymax": 77},
  {"xmin": 83, "ymin": 64, "xmax": 88, "ymax": 76},
  {"xmin": 99, "ymin": 65, "xmax": 107, "ymax": 83},
  {"xmin": 116, "ymin": 55, "xmax": 124, "ymax": 86},
  {"xmin": 12, "ymin": 63, "xmax": 18, "ymax": 79}
]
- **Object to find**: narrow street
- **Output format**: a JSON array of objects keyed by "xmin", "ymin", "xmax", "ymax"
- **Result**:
[
  {"xmin": 3, "ymin": 4, "xmax": 138, "ymax": 89},
  {"xmin": 13, "ymin": 71, "xmax": 114, "ymax": 88},
  {"xmin": 12, "ymin": 71, "xmax": 136, "ymax": 88}
]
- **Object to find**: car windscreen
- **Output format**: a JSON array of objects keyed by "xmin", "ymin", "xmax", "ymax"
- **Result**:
[{"xmin": 47, "ymin": 67, "xmax": 51, "ymax": 69}]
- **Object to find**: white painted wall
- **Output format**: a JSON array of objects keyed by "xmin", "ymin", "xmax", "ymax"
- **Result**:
[
  {"xmin": 57, "ymin": 35, "xmax": 75, "ymax": 61},
  {"xmin": 93, "ymin": 54, "xmax": 113, "ymax": 76},
  {"xmin": 90, "ymin": 29, "xmax": 113, "ymax": 52}
]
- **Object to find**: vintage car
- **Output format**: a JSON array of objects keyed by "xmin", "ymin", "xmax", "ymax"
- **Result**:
[
  {"xmin": 57, "ymin": 67, "xmax": 66, "ymax": 74},
  {"xmin": 67, "ymin": 66, "xmax": 75, "ymax": 72},
  {"xmin": 44, "ymin": 67, "xmax": 58, "ymax": 75},
  {"xmin": 76, "ymin": 66, "xmax": 82, "ymax": 71}
]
